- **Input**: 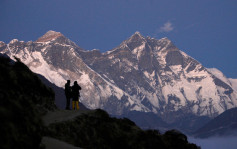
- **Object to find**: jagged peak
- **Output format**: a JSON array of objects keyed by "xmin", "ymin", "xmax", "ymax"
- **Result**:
[
  {"xmin": 146, "ymin": 36, "xmax": 155, "ymax": 40},
  {"xmin": 159, "ymin": 37, "xmax": 172, "ymax": 42},
  {"xmin": 0, "ymin": 41, "xmax": 6, "ymax": 45},
  {"xmin": 36, "ymin": 30, "xmax": 64, "ymax": 42},
  {"xmin": 128, "ymin": 31, "xmax": 145, "ymax": 41},
  {"xmin": 133, "ymin": 31, "xmax": 144, "ymax": 37},
  {"xmin": 134, "ymin": 31, "xmax": 142, "ymax": 35},
  {"xmin": 9, "ymin": 39, "xmax": 19, "ymax": 44},
  {"xmin": 114, "ymin": 31, "xmax": 146, "ymax": 50},
  {"xmin": 156, "ymin": 37, "xmax": 174, "ymax": 47}
]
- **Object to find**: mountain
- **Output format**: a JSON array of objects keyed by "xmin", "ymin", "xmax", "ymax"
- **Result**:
[
  {"xmin": 194, "ymin": 107, "xmax": 237, "ymax": 138},
  {"xmin": 78, "ymin": 32, "xmax": 237, "ymax": 120},
  {"xmin": 0, "ymin": 54, "xmax": 199, "ymax": 149},
  {"xmin": 0, "ymin": 31, "xmax": 139, "ymax": 115},
  {"xmin": 1, "ymin": 30, "xmax": 237, "ymax": 131}
]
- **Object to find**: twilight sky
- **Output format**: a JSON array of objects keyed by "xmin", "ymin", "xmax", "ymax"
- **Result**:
[{"xmin": 0, "ymin": 0, "xmax": 236, "ymax": 78}]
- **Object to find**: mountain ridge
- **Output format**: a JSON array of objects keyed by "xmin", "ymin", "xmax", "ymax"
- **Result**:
[{"xmin": 1, "ymin": 30, "xmax": 237, "ymax": 131}]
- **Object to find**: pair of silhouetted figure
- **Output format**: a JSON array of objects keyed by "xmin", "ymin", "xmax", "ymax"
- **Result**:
[{"xmin": 65, "ymin": 80, "xmax": 82, "ymax": 110}]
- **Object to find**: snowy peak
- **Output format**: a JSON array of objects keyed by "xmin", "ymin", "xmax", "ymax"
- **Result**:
[
  {"xmin": 9, "ymin": 39, "xmax": 19, "ymax": 44},
  {"xmin": 127, "ymin": 31, "xmax": 146, "ymax": 43},
  {"xmin": 0, "ymin": 41, "xmax": 6, "ymax": 47},
  {"xmin": 108, "ymin": 32, "xmax": 175, "ymax": 57},
  {"xmin": 159, "ymin": 37, "xmax": 171, "ymax": 42},
  {"xmin": 0, "ymin": 41, "xmax": 7, "ymax": 53},
  {"xmin": 134, "ymin": 31, "xmax": 142, "ymax": 36},
  {"xmin": 108, "ymin": 31, "xmax": 147, "ymax": 54},
  {"xmin": 35, "ymin": 30, "xmax": 83, "ymax": 50},
  {"xmin": 157, "ymin": 37, "xmax": 173, "ymax": 47},
  {"xmin": 36, "ymin": 30, "xmax": 63, "ymax": 42}
]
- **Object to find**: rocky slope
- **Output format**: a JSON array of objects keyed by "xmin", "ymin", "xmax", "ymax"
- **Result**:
[{"xmin": 1, "ymin": 31, "xmax": 236, "ymax": 130}]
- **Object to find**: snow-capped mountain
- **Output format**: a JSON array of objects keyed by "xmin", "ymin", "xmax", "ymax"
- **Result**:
[
  {"xmin": 1, "ymin": 31, "xmax": 237, "ymax": 124},
  {"xmin": 79, "ymin": 32, "xmax": 237, "ymax": 121},
  {"xmin": 0, "ymin": 31, "xmax": 144, "ymax": 114}
]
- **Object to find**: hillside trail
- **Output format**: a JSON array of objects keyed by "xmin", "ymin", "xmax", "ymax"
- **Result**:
[
  {"xmin": 41, "ymin": 109, "xmax": 90, "ymax": 149},
  {"xmin": 43, "ymin": 109, "xmax": 89, "ymax": 126},
  {"xmin": 42, "ymin": 136, "xmax": 82, "ymax": 149},
  {"xmin": 42, "ymin": 109, "xmax": 88, "ymax": 149}
]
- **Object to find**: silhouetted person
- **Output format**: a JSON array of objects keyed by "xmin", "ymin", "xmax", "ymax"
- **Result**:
[
  {"xmin": 71, "ymin": 81, "xmax": 81, "ymax": 110},
  {"xmin": 64, "ymin": 80, "xmax": 71, "ymax": 110}
]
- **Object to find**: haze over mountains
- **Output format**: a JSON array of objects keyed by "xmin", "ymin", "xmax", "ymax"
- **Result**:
[
  {"xmin": 1, "ymin": 30, "xmax": 237, "ymax": 132},
  {"xmin": 194, "ymin": 107, "xmax": 237, "ymax": 138}
]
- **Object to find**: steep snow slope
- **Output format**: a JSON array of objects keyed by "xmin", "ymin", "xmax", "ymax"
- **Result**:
[
  {"xmin": 229, "ymin": 78, "xmax": 237, "ymax": 91},
  {"xmin": 207, "ymin": 68, "xmax": 231, "ymax": 86}
]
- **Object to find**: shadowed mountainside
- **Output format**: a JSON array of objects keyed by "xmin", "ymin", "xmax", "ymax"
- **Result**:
[{"xmin": 194, "ymin": 107, "xmax": 237, "ymax": 138}]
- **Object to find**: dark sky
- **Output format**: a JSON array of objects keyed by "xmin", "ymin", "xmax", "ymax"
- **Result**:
[{"xmin": 0, "ymin": 0, "xmax": 236, "ymax": 78}]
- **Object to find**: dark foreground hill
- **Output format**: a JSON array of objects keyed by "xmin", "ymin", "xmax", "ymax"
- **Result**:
[
  {"xmin": 46, "ymin": 109, "xmax": 200, "ymax": 149},
  {"xmin": 0, "ymin": 54, "xmax": 56, "ymax": 149},
  {"xmin": 0, "ymin": 55, "xmax": 200, "ymax": 149}
]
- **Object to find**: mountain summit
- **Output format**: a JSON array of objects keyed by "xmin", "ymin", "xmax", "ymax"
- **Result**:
[
  {"xmin": 129, "ymin": 31, "xmax": 145, "ymax": 41},
  {"xmin": 36, "ymin": 30, "xmax": 63, "ymax": 42},
  {"xmin": 35, "ymin": 30, "xmax": 80, "ymax": 48},
  {"xmin": 1, "ymin": 31, "xmax": 237, "ymax": 131}
]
